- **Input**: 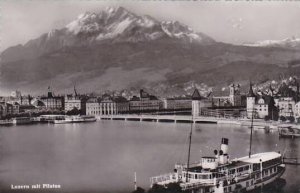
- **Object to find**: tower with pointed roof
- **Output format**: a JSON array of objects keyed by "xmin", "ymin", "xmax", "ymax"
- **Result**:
[
  {"xmin": 192, "ymin": 89, "xmax": 212, "ymax": 117},
  {"xmin": 246, "ymin": 83, "xmax": 256, "ymax": 118}
]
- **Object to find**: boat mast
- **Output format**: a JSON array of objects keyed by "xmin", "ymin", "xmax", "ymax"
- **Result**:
[
  {"xmin": 186, "ymin": 114, "xmax": 193, "ymax": 182},
  {"xmin": 134, "ymin": 172, "xmax": 137, "ymax": 191}
]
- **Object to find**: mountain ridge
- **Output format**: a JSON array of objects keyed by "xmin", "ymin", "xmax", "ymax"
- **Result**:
[{"xmin": 1, "ymin": 6, "xmax": 300, "ymax": 95}]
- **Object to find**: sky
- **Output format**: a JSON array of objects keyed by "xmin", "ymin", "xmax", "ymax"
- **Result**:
[{"xmin": 1, "ymin": 0, "xmax": 300, "ymax": 52}]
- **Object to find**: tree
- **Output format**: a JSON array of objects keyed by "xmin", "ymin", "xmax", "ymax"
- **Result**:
[
  {"xmin": 66, "ymin": 107, "xmax": 81, "ymax": 115},
  {"xmin": 287, "ymin": 116, "xmax": 295, "ymax": 123},
  {"xmin": 132, "ymin": 187, "xmax": 145, "ymax": 193},
  {"xmin": 147, "ymin": 183, "xmax": 183, "ymax": 193},
  {"xmin": 148, "ymin": 184, "xmax": 166, "ymax": 193},
  {"xmin": 264, "ymin": 115, "xmax": 270, "ymax": 121},
  {"xmin": 279, "ymin": 116, "xmax": 286, "ymax": 122}
]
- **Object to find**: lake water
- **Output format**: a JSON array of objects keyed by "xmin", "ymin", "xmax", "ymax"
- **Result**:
[{"xmin": 0, "ymin": 121, "xmax": 299, "ymax": 193}]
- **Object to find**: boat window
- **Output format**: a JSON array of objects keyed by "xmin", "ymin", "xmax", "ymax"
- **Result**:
[
  {"xmin": 244, "ymin": 165, "xmax": 250, "ymax": 171},
  {"xmin": 262, "ymin": 158, "xmax": 281, "ymax": 169},
  {"xmin": 253, "ymin": 163, "xmax": 260, "ymax": 171},
  {"xmin": 246, "ymin": 181, "xmax": 249, "ymax": 187},
  {"xmin": 256, "ymin": 173, "xmax": 260, "ymax": 179}
]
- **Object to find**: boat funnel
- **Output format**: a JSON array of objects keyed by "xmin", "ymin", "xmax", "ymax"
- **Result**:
[{"xmin": 221, "ymin": 138, "xmax": 229, "ymax": 155}]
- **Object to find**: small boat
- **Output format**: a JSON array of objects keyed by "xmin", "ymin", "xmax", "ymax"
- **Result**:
[
  {"xmin": 278, "ymin": 126, "xmax": 300, "ymax": 138},
  {"xmin": 39, "ymin": 115, "xmax": 66, "ymax": 123},
  {"xmin": 0, "ymin": 119, "xmax": 13, "ymax": 126},
  {"xmin": 12, "ymin": 117, "xmax": 33, "ymax": 125}
]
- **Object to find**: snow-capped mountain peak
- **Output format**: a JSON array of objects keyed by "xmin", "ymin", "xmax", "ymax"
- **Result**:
[
  {"xmin": 243, "ymin": 37, "xmax": 300, "ymax": 49},
  {"xmin": 63, "ymin": 6, "xmax": 215, "ymax": 44}
]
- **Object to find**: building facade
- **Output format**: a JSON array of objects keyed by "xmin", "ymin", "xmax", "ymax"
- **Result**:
[
  {"xmin": 65, "ymin": 95, "xmax": 81, "ymax": 111},
  {"xmin": 212, "ymin": 84, "xmax": 243, "ymax": 107},
  {"xmin": 278, "ymin": 97, "xmax": 295, "ymax": 117},
  {"xmin": 162, "ymin": 97, "xmax": 192, "ymax": 110},
  {"xmin": 246, "ymin": 83, "xmax": 277, "ymax": 119},
  {"xmin": 86, "ymin": 95, "xmax": 129, "ymax": 116},
  {"xmin": 129, "ymin": 90, "xmax": 161, "ymax": 112},
  {"xmin": 40, "ymin": 87, "xmax": 64, "ymax": 110},
  {"xmin": 0, "ymin": 102, "xmax": 20, "ymax": 118}
]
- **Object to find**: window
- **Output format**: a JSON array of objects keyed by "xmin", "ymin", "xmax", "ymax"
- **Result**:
[{"xmin": 246, "ymin": 181, "xmax": 249, "ymax": 187}]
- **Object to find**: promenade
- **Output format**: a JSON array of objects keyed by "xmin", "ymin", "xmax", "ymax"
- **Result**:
[
  {"xmin": 97, "ymin": 114, "xmax": 293, "ymax": 128},
  {"xmin": 98, "ymin": 114, "xmax": 241, "ymax": 124}
]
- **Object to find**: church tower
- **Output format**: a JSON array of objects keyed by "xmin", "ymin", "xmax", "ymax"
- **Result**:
[{"xmin": 246, "ymin": 83, "xmax": 256, "ymax": 118}]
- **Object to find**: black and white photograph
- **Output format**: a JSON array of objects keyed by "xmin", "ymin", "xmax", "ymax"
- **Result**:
[{"xmin": 0, "ymin": 0, "xmax": 300, "ymax": 193}]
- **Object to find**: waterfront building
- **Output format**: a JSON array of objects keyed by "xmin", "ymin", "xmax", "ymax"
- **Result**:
[
  {"xmin": 162, "ymin": 97, "xmax": 192, "ymax": 110},
  {"xmin": 246, "ymin": 83, "xmax": 277, "ymax": 119},
  {"xmin": 278, "ymin": 97, "xmax": 295, "ymax": 118},
  {"xmin": 0, "ymin": 102, "xmax": 8, "ymax": 118},
  {"xmin": 65, "ymin": 95, "xmax": 81, "ymax": 112},
  {"xmin": 129, "ymin": 90, "xmax": 161, "ymax": 112},
  {"xmin": 86, "ymin": 97, "xmax": 100, "ymax": 116},
  {"xmin": 0, "ymin": 102, "xmax": 20, "ymax": 118},
  {"xmin": 274, "ymin": 83, "xmax": 298, "ymax": 118},
  {"xmin": 294, "ymin": 101, "xmax": 300, "ymax": 118},
  {"xmin": 86, "ymin": 95, "xmax": 129, "ymax": 116},
  {"xmin": 212, "ymin": 84, "xmax": 243, "ymax": 107},
  {"xmin": 40, "ymin": 87, "xmax": 64, "ymax": 111}
]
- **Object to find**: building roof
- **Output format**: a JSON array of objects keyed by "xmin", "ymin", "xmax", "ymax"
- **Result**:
[
  {"xmin": 130, "ymin": 96, "xmax": 140, "ymax": 101},
  {"xmin": 192, "ymin": 89, "xmax": 205, "ymax": 100},
  {"xmin": 113, "ymin": 96, "xmax": 128, "ymax": 103},
  {"xmin": 86, "ymin": 97, "xmax": 99, "ymax": 103}
]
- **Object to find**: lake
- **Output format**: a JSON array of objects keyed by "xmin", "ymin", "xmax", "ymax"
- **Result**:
[{"xmin": 0, "ymin": 121, "xmax": 299, "ymax": 193}]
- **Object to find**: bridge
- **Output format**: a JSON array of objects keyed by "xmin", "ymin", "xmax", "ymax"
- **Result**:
[{"xmin": 97, "ymin": 114, "xmax": 242, "ymax": 124}]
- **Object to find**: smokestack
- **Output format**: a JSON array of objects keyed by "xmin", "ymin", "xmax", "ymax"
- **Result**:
[
  {"xmin": 214, "ymin": 149, "xmax": 219, "ymax": 164},
  {"xmin": 221, "ymin": 138, "xmax": 229, "ymax": 155},
  {"xmin": 219, "ymin": 150, "xmax": 225, "ymax": 164}
]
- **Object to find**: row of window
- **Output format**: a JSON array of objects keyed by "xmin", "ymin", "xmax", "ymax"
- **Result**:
[{"xmin": 184, "ymin": 172, "xmax": 212, "ymax": 180}]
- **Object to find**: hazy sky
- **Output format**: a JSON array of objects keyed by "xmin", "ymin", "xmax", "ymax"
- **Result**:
[{"xmin": 1, "ymin": 0, "xmax": 300, "ymax": 52}]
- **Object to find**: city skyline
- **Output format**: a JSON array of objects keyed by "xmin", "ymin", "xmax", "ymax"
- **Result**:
[{"xmin": 1, "ymin": 1, "xmax": 300, "ymax": 52}]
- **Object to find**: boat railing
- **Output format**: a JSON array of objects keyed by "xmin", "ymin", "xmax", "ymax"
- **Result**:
[
  {"xmin": 150, "ymin": 173, "xmax": 178, "ymax": 185},
  {"xmin": 180, "ymin": 179, "xmax": 214, "ymax": 190},
  {"xmin": 175, "ymin": 161, "xmax": 201, "ymax": 169}
]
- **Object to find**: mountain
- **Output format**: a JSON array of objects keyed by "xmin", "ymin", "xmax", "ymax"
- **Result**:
[
  {"xmin": 1, "ymin": 6, "xmax": 300, "ymax": 95},
  {"xmin": 243, "ymin": 37, "xmax": 300, "ymax": 50},
  {"xmin": 0, "ymin": 7, "xmax": 214, "ymax": 64}
]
